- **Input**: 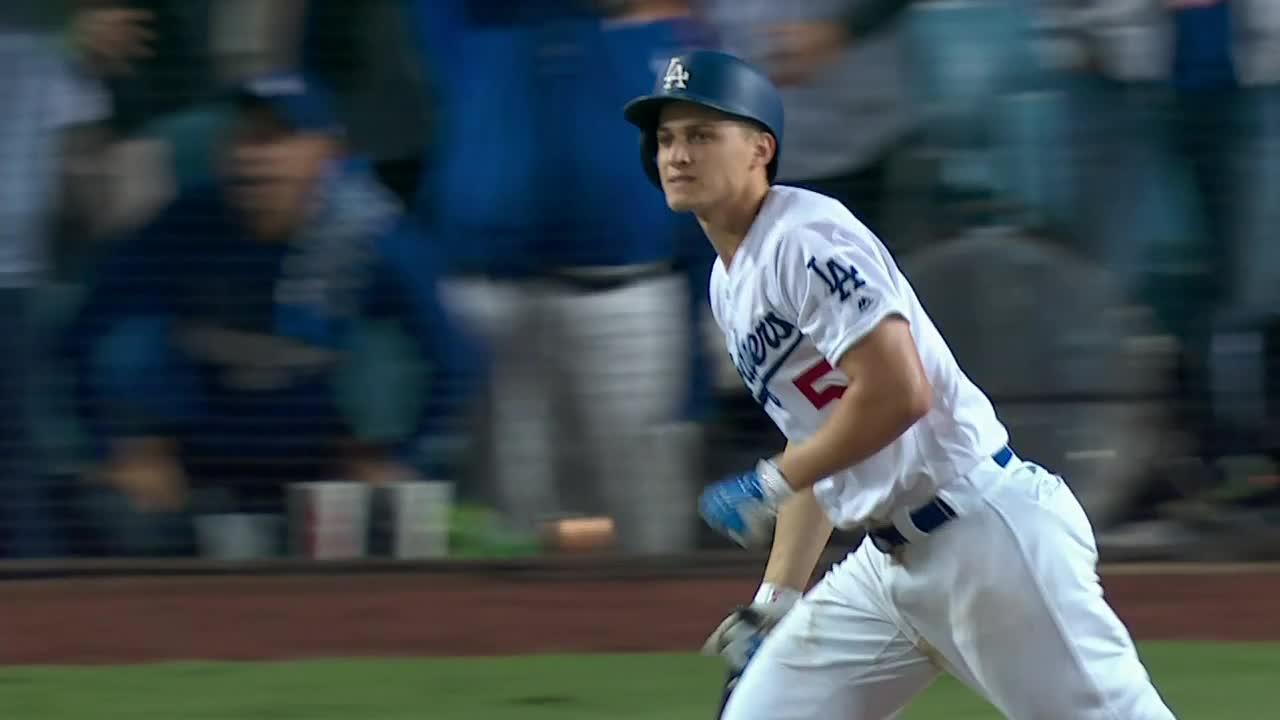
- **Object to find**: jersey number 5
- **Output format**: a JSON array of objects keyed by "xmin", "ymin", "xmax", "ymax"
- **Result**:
[{"xmin": 793, "ymin": 359, "xmax": 846, "ymax": 409}]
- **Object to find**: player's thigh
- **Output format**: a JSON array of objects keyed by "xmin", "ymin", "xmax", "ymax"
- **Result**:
[
  {"xmin": 546, "ymin": 275, "xmax": 700, "ymax": 553},
  {"xmin": 438, "ymin": 277, "xmax": 553, "ymax": 418},
  {"xmin": 549, "ymin": 273, "xmax": 690, "ymax": 426},
  {"xmin": 443, "ymin": 278, "xmax": 561, "ymax": 512},
  {"xmin": 723, "ymin": 553, "xmax": 941, "ymax": 720},
  {"xmin": 440, "ymin": 277, "xmax": 553, "ymax": 416},
  {"xmin": 921, "ymin": 464, "xmax": 1177, "ymax": 720}
]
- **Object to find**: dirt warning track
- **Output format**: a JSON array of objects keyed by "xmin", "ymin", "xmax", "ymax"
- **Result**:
[{"xmin": 2, "ymin": 561, "xmax": 1276, "ymax": 666}]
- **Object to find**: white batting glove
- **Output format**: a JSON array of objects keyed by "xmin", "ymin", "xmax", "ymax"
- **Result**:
[{"xmin": 702, "ymin": 583, "xmax": 802, "ymax": 673}]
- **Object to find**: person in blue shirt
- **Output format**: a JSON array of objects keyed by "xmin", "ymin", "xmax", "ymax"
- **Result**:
[
  {"xmin": 403, "ymin": 0, "xmax": 717, "ymax": 553},
  {"xmin": 61, "ymin": 72, "xmax": 486, "ymax": 556},
  {"xmin": 530, "ymin": 1, "xmax": 718, "ymax": 555},
  {"xmin": 1042, "ymin": 0, "xmax": 1280, "ymax": 487}
]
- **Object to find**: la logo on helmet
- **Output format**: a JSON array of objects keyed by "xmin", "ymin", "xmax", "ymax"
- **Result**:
[{"xmin": 663, "ymin": 58, "xmax": 689, "ymax": 90}]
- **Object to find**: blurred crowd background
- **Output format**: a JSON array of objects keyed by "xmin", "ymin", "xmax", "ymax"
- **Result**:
[{"xmin": 2, "ymin": 0, "xmax": 1279, "ymax": 564}]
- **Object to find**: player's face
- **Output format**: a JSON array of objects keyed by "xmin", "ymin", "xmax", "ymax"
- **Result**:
[
  {"xmin": 222, "ymin": 108, "xmax": 338, "ymax": 242},
  {"xmin": 655, "ymin": 102, "xmax": 773, "ymax": 213}
]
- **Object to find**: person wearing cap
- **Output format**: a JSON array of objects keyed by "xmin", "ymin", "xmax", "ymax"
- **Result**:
[
  {"xmin": 404, "ymin": 0, "xmax": 716, "ymax": 553},
  {"xmin": 622, "ymin": 50, "xmax": 1176, "ymax": 720},
  {"xmin": 0, "ymin": 1, "xmax": 133, "ymax": 557},
  {"xmin": 59, "ymin": 72, "xmax": 486, "ymax": 556}
]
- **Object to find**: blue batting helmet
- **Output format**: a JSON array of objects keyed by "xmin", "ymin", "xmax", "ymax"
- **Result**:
[{"xmin": 623, "ymin": 50, "xmax": 784, "ymax": 189}]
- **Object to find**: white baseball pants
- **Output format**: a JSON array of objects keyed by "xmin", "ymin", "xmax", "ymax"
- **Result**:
[
  {"xmin": 441, "ymin": 271, "xmax": 699, "ymax": 555},
  {"xmin": 722, "ymin": 454, "xmax": 1178, "ymax": 719}
]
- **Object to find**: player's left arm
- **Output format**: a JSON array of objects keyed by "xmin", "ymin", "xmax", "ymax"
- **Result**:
[
  {"xmin": 697, "ymin": 226, "xmax": 928, "ymax": 547},
  {"xmin": 772, "ymin": 227, "xmax": 930, "ymax": 493},
  {"xmin": 774, "ymin": 317, "xmax": 930, "ymax": 491}
]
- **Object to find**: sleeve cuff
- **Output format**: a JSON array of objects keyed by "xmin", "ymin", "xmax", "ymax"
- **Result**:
[{"xmin": 823, "ymin": 305, "xmax": 907, "ymax": 368}]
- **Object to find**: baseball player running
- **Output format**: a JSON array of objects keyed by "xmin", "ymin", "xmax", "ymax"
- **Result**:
[{"xmin": 622, "ymin": 50, "xmax": 1178, "ymax": 719}]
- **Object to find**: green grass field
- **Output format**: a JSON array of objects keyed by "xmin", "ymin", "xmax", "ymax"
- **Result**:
[{"xmin": 5, "ymin": 643, "xmax": 1276, "ymax": 719}]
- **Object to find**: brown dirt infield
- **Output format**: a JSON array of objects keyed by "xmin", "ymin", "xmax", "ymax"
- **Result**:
[{"xmin": 2, "ymin": 558, "xmax": 1278, "ymax": 666}]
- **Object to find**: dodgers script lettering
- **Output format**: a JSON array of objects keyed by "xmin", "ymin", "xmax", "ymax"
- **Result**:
[{"xmin": 731, "ymin": 311, "xmax": 802, "ymax": 406}]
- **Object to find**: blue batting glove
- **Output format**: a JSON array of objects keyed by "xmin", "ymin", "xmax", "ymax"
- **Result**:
[{"xmin": 698, "ymin": 459, "xmax": 795, "ymax": 548}]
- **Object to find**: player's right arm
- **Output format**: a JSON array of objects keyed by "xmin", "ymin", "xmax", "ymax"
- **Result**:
[
  {"xmin": 702, "ymin": 463, "xmax": 832, "ymax": 673},
  {"xmin": 761, "ymin": 482, "xmax": 833, "ymax": 595}
]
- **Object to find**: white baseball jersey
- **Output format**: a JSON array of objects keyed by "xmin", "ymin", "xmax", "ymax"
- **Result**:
[{"xmin": 709, "ymin": 186, "xmax": 1009, "ymax": 528}]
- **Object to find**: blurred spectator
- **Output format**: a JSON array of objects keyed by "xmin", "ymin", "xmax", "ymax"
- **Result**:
[
  {"xmin": 52, "ymin": 2, "xmax": 217, "ymax": 273},
  {"xmin": 75, "ymin": 1, "xmax": 203, "ymax": 205},
  {"xmin": 301, "ymin": 0, "xmax": 434, "ymax": 207},
  {"xmin": 209, "ymin": 0, "xmax": 308, "ymax": 85},
  {"xmin": 79, "ymin": 1, "xmax": 209, "ymax": 138},
  {"xmin": 61, "ymin": 1, "xmax": 309, "ymax": 250},
  {"xmin": 60, "ymin": 72, "xmax": 485, "ymax": 556},
  {"xmin": 409, "ymin": 0, "xmax": 710, "ymax": 553},
  {"xmin": 1037, "ymin": 0, "xmax": 1280, "ymax": 464},
  {"xmin": 694, "ymin": 0, "xmax": 920, "ymax": 241},
  {"xmin": 536, "ymin": 0, "xmax": 713, "ymax": 554},
  {"xmin": 405, "ymin": 0, "xmax": 567, "ymax": 543},
  {"xmin": 1, "ymin": 2, "xmax": 121, "ymax": 557}
]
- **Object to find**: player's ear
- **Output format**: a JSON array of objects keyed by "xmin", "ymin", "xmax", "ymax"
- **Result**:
[{"xmin": 752, "ymin": 129, "xmax": 776, "ymax": 171}]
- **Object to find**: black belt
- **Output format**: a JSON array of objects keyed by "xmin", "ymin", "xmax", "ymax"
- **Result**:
[
  {"xmin": 545, "ymin": 261, "xmax": 676, "ymax": 292},
  {"xmin": 867, "ymin": 445, "xmax": 1014, "ymax": 554}
]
